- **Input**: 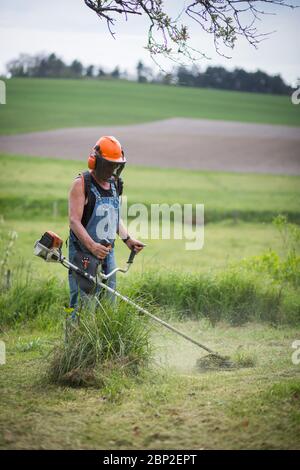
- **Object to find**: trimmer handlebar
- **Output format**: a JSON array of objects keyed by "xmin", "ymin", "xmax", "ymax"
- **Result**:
[{"xmin": 34, "ymin": 231, "xmax": 142, "ymax": 280}]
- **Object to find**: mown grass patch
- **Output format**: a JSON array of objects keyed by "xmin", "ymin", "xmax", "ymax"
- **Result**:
[{"xmin": 0, "ymin": 323, "xmax": 299, "ymax": 449}]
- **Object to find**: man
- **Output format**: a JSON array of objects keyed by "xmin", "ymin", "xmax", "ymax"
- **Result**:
[{"xmin": 68, "ymin": 135, "xmax": 144, "ymax": 311}]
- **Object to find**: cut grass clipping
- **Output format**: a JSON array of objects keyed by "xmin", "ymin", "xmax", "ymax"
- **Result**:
[
  {"xmin": 195, "ymin": 351, "xmax": 256, "ymax": 372},
  {"xmin": 47, "ymin": 300, "xmax": 152, "ymax": 387}
]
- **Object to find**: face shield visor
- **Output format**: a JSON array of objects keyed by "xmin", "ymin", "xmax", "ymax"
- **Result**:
[{"xmin": 95, "ymin": 157, "xmax": 126, "ymax": 181}]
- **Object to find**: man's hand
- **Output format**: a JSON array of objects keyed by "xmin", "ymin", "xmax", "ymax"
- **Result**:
[
  {"xmin": 90, "ymin": 241, "xmax": 111, "ymax": 260},
  {"xmin": 125, "ymin": 237, "xmax": 145, "ymax": 254}
]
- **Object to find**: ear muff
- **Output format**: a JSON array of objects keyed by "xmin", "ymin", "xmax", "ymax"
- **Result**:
[
  {"xmin": 88, "ymin": 154, "xmax": 97, "ymax": 170},
  {"xmin": 87, "ymin": 146, "xmax": 99, "ymax": 170}
]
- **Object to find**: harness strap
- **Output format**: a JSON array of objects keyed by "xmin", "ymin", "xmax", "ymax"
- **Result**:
[{"xmin": 81, "ymin": 171, "xmax": 92, "ymax": 204}]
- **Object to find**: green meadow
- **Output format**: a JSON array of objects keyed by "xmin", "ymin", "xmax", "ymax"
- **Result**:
[
  {"xmin": 1, "ymin": 157, "xmax": 299, "ymax": 449},
  {"xmin": 0, "ymin": 79, "xmax": 299, "ymax": 450},
  {"xmin": 1, "ymin": 153, "xmax": 299, "ymax": 277},
  {"xmin": 1, "ymin": 154, "xmax": 299, "ymax": 224},
  {"xmin": 0, "ymin": 78, "xmax": 299, "ymax": 135}
]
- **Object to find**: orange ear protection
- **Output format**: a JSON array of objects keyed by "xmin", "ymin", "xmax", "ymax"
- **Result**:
[
  {"xmin": 87, "ymin": 145, "xmax": 99, "ymax": 170},
  {"xmin": 88, "ymin": 145, "xmax": 125, "ymax": 170}
]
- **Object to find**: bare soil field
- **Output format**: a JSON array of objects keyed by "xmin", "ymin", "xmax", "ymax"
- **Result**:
[{"xmin": 0, "ymin": 118, "xmax": 299, "ymax": 174}]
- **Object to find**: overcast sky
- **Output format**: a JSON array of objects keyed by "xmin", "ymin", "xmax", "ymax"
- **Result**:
[{"xmin": 0, "ymin": 0, "xmax": 299, "ymax": 85}]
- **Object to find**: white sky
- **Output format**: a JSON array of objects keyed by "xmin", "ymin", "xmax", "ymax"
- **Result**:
[{"xmin": 0, "ymin": 0, "xmax": 299, "ymax": 85}]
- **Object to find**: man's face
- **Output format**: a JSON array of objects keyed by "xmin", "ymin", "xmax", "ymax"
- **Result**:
[{"xmin": 95, "ymin": 159, "xmax": 120, "ymax": 181}]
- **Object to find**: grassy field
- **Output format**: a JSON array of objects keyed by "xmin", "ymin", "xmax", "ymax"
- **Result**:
[
  {"xmin": 0, "ymin": 323, "xmax": 299, "ymax": 449},
  {"xmin": 1, "ymin": 218, "xmax": 288, "ymax": 277},
  {"xmin": 0, "ymin": 78, "xmax": 299, "ymax": 135},
  {"xmin": 1, "ymin": 154, "xmax": 299, "ymax": 224},
  {"xmin": 1, "ymin": 153, "xmax": 299, "ymax": 276},
  {"xmin": 1, "ymin": 149, "xmax": 299, "ymax": 448}
]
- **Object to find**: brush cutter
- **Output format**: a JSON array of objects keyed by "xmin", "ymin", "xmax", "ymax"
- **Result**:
[{"xmin": 34, "ymin": 231, "xmax": 230, "ymax": 362}]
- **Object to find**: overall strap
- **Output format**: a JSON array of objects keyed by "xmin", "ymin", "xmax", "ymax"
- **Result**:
[
  {"xmin": 82, "ymin": 171, "xmax": 92, "ymax": 202},
  {"xmin": 110, "ymin": 177, "xmax": 118, "ymax": 198}
]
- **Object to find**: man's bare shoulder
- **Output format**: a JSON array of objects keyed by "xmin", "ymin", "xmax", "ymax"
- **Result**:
[{"xmin": 69, "ymin": 176, "xmax": 84, "ymax": 196}]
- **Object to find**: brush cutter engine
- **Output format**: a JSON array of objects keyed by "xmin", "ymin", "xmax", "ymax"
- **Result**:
[{"xmin": 34, "ymin": 231, "xmax": 63, "ymax": 262}]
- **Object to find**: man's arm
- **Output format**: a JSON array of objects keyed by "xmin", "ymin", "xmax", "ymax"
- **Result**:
[
  {"xmin": 118, "ymin": 218, "xmax": 145, "ymax": 254},
  {"xmin": 69, "ymin": 178, "xmax": 110, "ymax": 260},
  {"xmin": 118, "ymin": 218, "xmax": 129, "ymax": 241}
]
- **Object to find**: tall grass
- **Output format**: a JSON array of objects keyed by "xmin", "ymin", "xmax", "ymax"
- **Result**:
[
  {"xmin": 47, "ymin": 300, "xmax": 152, "ymax": 386},
  {"xmin": 0, "ymin": 262, "xmax": 299, "ymax": 330},
  {"xmin": 123, "ymin": 217, "xmax": 300, "ymax": 326},
  {"xmin": 1, "ymin": 216, "xmax": 298, "ymax": 330},
  {"xmin": 123, "ymin": 268, "xmax": 299, "ymax": 326},
  {"xmin": 0, "ymin": 265, "xmax": 68, "ymax": 331}
]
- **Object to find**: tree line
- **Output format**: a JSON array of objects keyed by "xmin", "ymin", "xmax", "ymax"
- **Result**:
[
  {"xmin": 6, "ymin": 53, "xmax": 292, "ymax": 95},
  {"xmin": 6, "ymin": 53, "xmax": 120, "ymax": 80}
]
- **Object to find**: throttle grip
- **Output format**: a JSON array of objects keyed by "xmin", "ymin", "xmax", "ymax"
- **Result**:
[
  {"xmin": 127, "ymin": 249, "xmax": 136, "ymax": 264},
  {"xmin": 100, "ymin": 238, "xmax": 112, "ymax": 248}
]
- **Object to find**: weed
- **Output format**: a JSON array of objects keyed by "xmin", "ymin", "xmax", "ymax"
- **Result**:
[{"xmin": 15, "ymin": 336, "xmax": 45, "ymax": 353}]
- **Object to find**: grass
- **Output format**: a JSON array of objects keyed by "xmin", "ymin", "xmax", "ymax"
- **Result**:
[
  {"xmin": 0, "ymin": 78, "xmax": 299, "ymax": 135},
  {"xmin": 0, "ymin": 218, "xmax": 291, "ymax": 278},
  {"xmin": 0, "ymin": 147, "xmax": 299, "ymax": 448},
  {"xmin": 0, "ymin": 323, "xmax": 299, "ymax": 449},
  {"xmin": 0, "ymin": 153, "xmax": 299, "ymax": 280},
  {"xmin": 1, "ymin": 250, "xmax": 299, "ymax": 330},
  {"xmin": 1, "ymin": 154, "xmax": 300, "ymax": 224},
  {"xmin": 47, "ymin": 300, "xmax": 152, "ymax": 386},
  {"xmin": 0, "ymin": 154, "xmax": 299, "ymax": 329},
  {"xmin": 126, "ymin": 269, "xmax": 300, "ymax": 326}
]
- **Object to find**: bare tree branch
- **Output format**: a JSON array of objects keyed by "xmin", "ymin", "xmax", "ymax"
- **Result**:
[{"xmin": 84, "ymin": 1, "xmax": 297, "ymax": 61}]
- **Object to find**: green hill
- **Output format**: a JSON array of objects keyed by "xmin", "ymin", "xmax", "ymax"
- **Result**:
[{"xmin": 0, "ymin": 78, "xmax": 299, "ymax": 135}]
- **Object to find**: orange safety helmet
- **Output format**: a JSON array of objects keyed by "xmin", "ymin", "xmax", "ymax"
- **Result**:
[{"xmin": 88, "ymin": 135, "xmax": 126, "ymax": 170}]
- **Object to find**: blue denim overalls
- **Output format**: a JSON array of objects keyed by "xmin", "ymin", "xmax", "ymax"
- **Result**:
[{"xmin": 68, "ymin": 176, "xmax": 119, "ymax": 311}]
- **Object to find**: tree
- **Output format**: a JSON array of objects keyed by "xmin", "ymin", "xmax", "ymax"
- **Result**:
[
  {"xmin": 97, "ymin": 67, "xmax": 106, "ymax": 77},
  {"xmin": 7, "ymin": 53, "xmax": 66, "ymax": 78},
  {"xmin": 85, "ymin": 64, "xmax": 94, "ymax": 77},
  {"xmin": 7, "ymin": 53, "xmax": 41, "ymax": 77},
  {"xmin": 84, "ymin": 1, "xmax": 296, "ymax": 62},
  {"xmin": 173, "ymin": 64, "xmax": 291, "ymax": 94},
  {"xmin": 111, "ymin": 66, "xmax": 120, "ymax": 78},
  {"xmin": 136, "ymin": 60, "xmax": 145, "ymax": 82},
  {"xmin": 136, "ymin": 60, "xmax": 153, "ymax": 82},
  {"xmin": 70, "ymin": 59, "xmax": 84, "ymax": 77}
]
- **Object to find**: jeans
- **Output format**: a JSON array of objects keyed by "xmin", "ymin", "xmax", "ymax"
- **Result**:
[{"xmin": 68, "ymin": 242, "xmax": 117, "ymax": 313}]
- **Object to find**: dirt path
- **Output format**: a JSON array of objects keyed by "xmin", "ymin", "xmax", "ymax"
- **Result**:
[{"xmin": 1, "ymin": 118, "xmax": 299, "ymax": 174}]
